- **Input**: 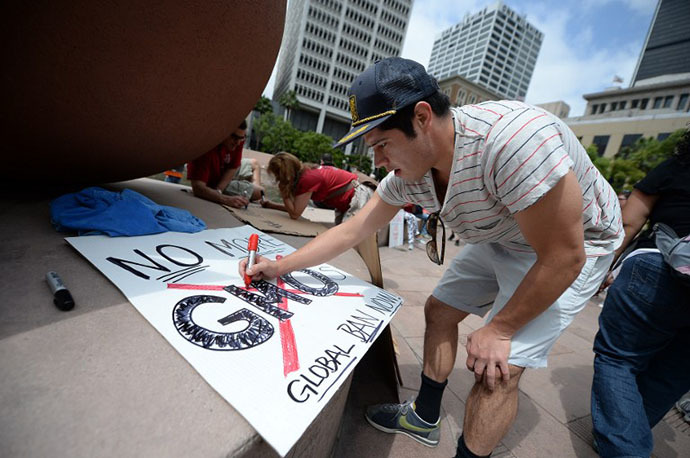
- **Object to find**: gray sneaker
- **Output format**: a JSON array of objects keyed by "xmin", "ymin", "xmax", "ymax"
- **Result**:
[{"xmin": 365, "ymin": 400, "xmax": 440, "ymax": 447}]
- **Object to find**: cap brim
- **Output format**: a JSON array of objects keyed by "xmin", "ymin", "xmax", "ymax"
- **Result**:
[{"xmin": 333, "ymin": 115, "xmax": 392, "ymax": 148}]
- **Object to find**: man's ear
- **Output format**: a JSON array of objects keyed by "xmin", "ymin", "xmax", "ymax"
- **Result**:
[{"xmin": 413, "ymin": 101, "xmax": 433, "ymax": 130}]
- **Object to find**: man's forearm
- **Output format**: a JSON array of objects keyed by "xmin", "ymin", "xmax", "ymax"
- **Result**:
[
  {"xmin": 489, "ymin": 252, "xmax": 585, "ymax": 337},
  {"xmin": 275, "ymin": 218, "xmax": 366, "ymax": 276},
  {"xmin": 216, "ymin": 167, "xmax": 239, "ymax": 192},
  {"xmin": 192, "ymin": 182, "xmax": 223, "ymax": 203}
]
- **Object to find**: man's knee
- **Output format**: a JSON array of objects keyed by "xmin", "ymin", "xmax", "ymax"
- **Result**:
[
  {"xmin": 475, "ymin": 365, "xmax": 524, "ymax": 395},
  {"xmin": 424, "ymin": 295, "xmax": 468, "ymax": 328}
]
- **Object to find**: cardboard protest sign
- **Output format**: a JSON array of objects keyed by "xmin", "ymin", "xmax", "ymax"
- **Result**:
[
  {"xmin": 67, "ymin": 226, "xmax": 402, "ymax": 456},
  {"xmin": 224, "ymin": 204, "xmax": 329, "ymax": 237}
]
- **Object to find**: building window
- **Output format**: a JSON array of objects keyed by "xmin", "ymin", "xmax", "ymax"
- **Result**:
[
  {"xmin": 677, "ymin": 93, "xmax": 688, "ymax": 111},
  {"xmin": 657, "ymin": 132, "xmax": 671, "ymax": 141},
  {"xmin": 598, "ymin": 104, "xmax": 605, "ymax": 114},
  {"xmin": 619, "ymin": 101, "xmax": 626, "ymax": 110},
  {"xmin": 620, "ymin": 134, "xmax": 643, "ymax": 153},
  {"xmin": 592, "ymin": 135, "xmax": 610, "ymax": 156},
  {"xmin": 631, "ymin": 99, "xmax": 639, "ymax": 108},
  {"xmin": 653, "ymin": 97, "xmax": 663, "ymax": 109},
  {"xmin": 640, "ymin": 98, "xmax": 648, "ymax": 109},
  {"xmin": 610, "ymin": 102, "xmax": 618, "ymax": 111},
  {"xmin": 663, "ymin": 95, "xmax": 673, "ymax": 108}
]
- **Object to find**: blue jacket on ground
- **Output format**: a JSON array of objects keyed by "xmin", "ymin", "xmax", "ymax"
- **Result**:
[{"xmin": 50, "ymin": 187, "xmax": 206, "ymax": 236}]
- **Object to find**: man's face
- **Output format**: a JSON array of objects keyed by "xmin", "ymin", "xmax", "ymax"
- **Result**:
[
  {"xmin": 224, "ymin": 128, "xmax": 246, "ymax": 149},
  {"xmin": 364, "ymin": 126, "xmax": 433, "ymax": 181}
]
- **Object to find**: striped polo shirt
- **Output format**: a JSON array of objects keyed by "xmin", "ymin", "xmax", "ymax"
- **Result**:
[{"xmin": 377, "ymin": 101, "xmax": 623, "ymax": 257}]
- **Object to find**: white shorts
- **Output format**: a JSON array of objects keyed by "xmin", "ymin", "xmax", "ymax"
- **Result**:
[{"xmin": 432, "ymin": 243, "xmax": 613, "ymax": 368}]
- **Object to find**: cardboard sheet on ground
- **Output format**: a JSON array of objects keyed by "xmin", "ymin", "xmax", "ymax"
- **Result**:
[
  {"xmin": 67, "ymin": 226, "xmax": 402, "ymax": 457},
  {"xmin": 224, "ymin": 204, "xmax": 329, "ymax": 237}
]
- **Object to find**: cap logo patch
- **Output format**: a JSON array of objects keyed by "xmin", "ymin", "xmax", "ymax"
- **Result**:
[{"xmin": 349, "ymin": 95, "xmax": 359, "ymax": 123}]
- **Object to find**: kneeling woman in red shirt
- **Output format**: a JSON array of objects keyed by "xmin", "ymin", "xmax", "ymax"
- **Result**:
[{"xmin": 262, "ymin": 152, "xmax": 374, "ymax": 224}]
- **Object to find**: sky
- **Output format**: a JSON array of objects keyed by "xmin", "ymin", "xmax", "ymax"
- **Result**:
[{"xmin": 262, "ymin": 0, "xmax": 657, "ymax": 117}]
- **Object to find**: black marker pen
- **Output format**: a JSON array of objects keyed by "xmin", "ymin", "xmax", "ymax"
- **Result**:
[{"xmin": 45, "ymin": 271, "xmax": 75, "ymax": 311}]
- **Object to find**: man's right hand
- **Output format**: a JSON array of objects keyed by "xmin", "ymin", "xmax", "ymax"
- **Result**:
[
  {"xmin": 239, "ymin": 254, "xmax": 280, "ymax": 282},
  {"xmin": 223, "ymin": 195, "xmax": 249, "ymax": 208}
]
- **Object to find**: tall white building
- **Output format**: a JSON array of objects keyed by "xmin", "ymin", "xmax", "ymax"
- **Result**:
[
  {"xmin": 427, "ymin": 1, "xmax": 542, "ymax": 100},
  {"xmin": 273, "ymin": 0, "xmax": 413, "ymax": 143}
]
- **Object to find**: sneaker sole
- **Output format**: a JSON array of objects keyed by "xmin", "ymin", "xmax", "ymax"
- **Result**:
[{"xmin": 364, "ymin": 414, "xmax": 439, "ymax": 448}]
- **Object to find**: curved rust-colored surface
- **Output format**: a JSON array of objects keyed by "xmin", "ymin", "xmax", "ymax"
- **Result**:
[{"xmin": 1, "ymin": 0, "xmax": 285, "ymax": 184}]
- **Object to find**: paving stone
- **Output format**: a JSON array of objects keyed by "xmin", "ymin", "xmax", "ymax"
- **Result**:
[
  {"xmin": 502, "ymin": 392, "xmax": 599, "ymax": 458},
  {"xmin": 519, "ymin": 353, "xmax": 595, "ymax": 424},
  {"xmin": 390, "ymin": 304, "xmax": 426, "ymax": 339}
]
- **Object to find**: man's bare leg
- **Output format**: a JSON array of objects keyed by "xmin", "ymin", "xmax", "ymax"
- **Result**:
[
  {"xmin": 422, "ymin": 295, "xmax": 469, "ymax": 382},
  {"xmin": 250, "ymin": 158, "xmax": 262, "ymax": 186},
  {"xmin": 462, "ymin": 365, "xmax": 524, "ymax": 455},
  {"xmin": 423, "ymin": 295, "xmax": 525, "ymax": 455}
]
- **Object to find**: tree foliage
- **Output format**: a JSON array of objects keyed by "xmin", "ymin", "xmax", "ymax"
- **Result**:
[
  {"xmin": 292, "ymin": 131, "xmax": 341, "ymax": 164},
  {"xmin": 278, "ymin": 90, "xmax": 299, "ymax": 121},
  {"xmin": 252, "ymin": 112, "xmax": 374, "ymax": 175},
  {"xmin": 253, "ymin": 95, "xmax": 273, "ymax": 115},
  {"xmin": 585, "ymin": 129, "xmax": 685, "ymax": 193},
  {"xmin": 344, "ymin": 154, "xmax": 373, "ymax": 175},
  {"xmin": 253, "ymin": 112, "xmax": 297, "ymax": 154}
]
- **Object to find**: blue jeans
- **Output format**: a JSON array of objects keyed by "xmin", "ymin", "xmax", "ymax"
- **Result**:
[{"xmin": 591, "ymin": 253, "xmax": 690, "ymax": 457}]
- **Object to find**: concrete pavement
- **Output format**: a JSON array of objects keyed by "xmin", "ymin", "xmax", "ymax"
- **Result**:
[{"xmin": 333, "ymin": 233, "xmax": 690, "ymax": 458}]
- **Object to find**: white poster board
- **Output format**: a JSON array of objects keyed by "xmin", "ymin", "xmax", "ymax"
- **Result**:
[
  {"xmin": 67, "ymin": 226, "xmax": 402, "ymax": 456},
  {"xmin": 388, "ymin": 210, "xmax": 405, "ymax": 248}
]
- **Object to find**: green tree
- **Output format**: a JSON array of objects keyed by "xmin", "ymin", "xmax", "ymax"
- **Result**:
[
  {"xmin": 279, "ymin": 90, "xmax": 299, "ymax": 122},
  {"xmin": 583, "ymin": 128, "xmax": 686, "ymax": 193},
  {"xmin": 344, "ymin": 153, "xmax": 373, "ymax": 175},
  {"xmin": 253, "ymin": 112, "xmax": 298, "ymax": 154},
  {"xmin": 608, "ymin": 159, "xmax": 645, "ymax": 192},
  {"xmin": 253, "ymin": 95, "xmax": 273, "ymax": 115},
  {"xmin": 625, "ymin": 129, "xmax": 684, "ymax": 173},
  {"xmin": 292, "ymin": 131, "xmax": 339, "ymax": 164}
]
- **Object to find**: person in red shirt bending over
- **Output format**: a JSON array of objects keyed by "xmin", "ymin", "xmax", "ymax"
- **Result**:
[
  {"xmin": 187, "ymin": 120, "xmax": 263, "ymax": 208},
  {"xmin": 261, "ymin": 152, "xmax": 373, "ymax": 224}
]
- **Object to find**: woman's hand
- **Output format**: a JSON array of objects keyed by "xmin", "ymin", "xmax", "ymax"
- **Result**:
[{"xmin": 238, "ymin": 254, "xmax": 281, "ymax": 282}]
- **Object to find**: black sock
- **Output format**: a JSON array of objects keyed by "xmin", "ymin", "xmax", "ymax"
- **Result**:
[
  {"xmin": 414, "ymin": 372, "xmax": 447, "ymax": 424},
  {"xmin": 454, "ymin": 435, "xmax": 492, "ymax": 458}
]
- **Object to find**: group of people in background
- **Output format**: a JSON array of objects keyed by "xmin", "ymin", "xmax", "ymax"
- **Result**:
[{"xmin": 162, "ymin": 56, "xmax": 688, "ymax": 458}]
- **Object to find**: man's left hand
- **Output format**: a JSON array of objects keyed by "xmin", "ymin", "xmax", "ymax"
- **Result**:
[{"xmin": 465, "ymin": 324, "xmax": 512, "ymax": 390}]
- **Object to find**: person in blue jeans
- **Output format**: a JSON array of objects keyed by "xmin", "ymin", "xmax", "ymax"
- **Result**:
[{"xmin": 591, "ymin": 129, "xmax": 690, "ymax": 457}]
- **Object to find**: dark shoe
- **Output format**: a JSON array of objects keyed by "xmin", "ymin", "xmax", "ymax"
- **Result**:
[{"xmin": 365, "ymin": 400, "xmax": 440, "ymax": 447}]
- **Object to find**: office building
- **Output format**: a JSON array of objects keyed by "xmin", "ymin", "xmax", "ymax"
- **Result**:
[
  {"xmin": 536, "ymin": 101, "xmax": 570, "ymax": 119},
  {"xmin": 566, "ymin": 76, "xmax": 690, "ymax": 157},
  {"xmin": 438, "ymin": 74, "xmax": 500, "ymax": 107},
  {"xmin": 427, "ymin": 1, "xmax": 543, "ymax": 100},
  {"xmin": 273, "ymin": 0, "xmax": 413, "ymax": 145},
  {"xmin": 631, "ymin": 0, "xmax": 690, "ymax": 86},
  {"xmin": 566, "ymin": 0, "xmax": 690, "ymax": 158}
]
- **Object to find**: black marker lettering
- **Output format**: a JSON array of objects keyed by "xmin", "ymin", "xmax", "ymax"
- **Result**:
[
  {"xmin": 280, "ymin": 269, "xmax": 339, "ymax": 297},
  {"xmin": 173, "ymin": 295, "xmax": 273, "ymax": 351}
]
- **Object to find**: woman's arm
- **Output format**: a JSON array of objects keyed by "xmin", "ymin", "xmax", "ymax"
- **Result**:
[{"xmin": 281, "ymin": 192, "xmax": 312, "ymax": 219}]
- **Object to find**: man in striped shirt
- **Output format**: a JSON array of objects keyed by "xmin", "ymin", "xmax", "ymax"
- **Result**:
[{"xmin": 241, "ymin": 58, "xmax": 623, "ymax": 457}]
